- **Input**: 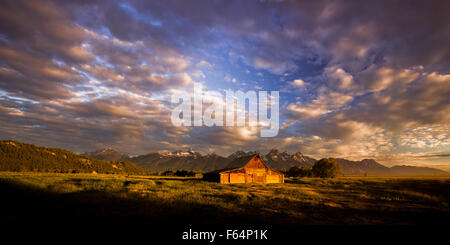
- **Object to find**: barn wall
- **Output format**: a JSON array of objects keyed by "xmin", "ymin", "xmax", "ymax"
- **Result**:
[
  {"xmin": 220, "ymin": 172, "xmax": 284, "ymax": 183},
  {"xmin": 220, "ymin": 173, "xmax": 229, "ymax": 183},
  {"xmin": 266, "ymin": 174, "xmax": 281, "ymax": 183},
  {"xmin": 229, "ymin": 173, "xmax": 246, "ymax": 183},
  {"xmin": 218, "ymin": 158, "xmax": 285, "ymax": 183}
]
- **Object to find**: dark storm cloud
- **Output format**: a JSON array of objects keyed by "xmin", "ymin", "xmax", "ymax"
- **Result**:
[
  {"xmin": 344, "ymin": 73, "xmax": 450, "ymax": 131},
  {"xmin": 119, "ymin": 0, "xmax": 450, "ymax": 74}
]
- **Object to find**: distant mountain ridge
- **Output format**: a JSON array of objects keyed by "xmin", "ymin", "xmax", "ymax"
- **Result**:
[
  {"xmin": 336, "ymin": 158, "xmax": 390, "ymax": 175},
  {"xmin": 265, "ymin": 149, "xmax": 317, "ymax": 169},
  {"xmin": 83, "ymin": 148, "xmax": 317, "ymax": 172},
  {"xmin": 82, "ymin": 148, "xmax": 131, "ymax": 162},
  {"xmin": 131, "ymin": 149, "xmax": 229, "ymax": 172},
  {"xmin": 389, "ymin": 165, "xmax": 447, "ymax": 175},
  {"xmin": 131, "ymin": 149, "xmax": 319, "ymax": 172},
  {"xmin": 83, "ymin": 147, "xmax": 447, "ymax": 175},
  {"xmin": 1, "ymin": 140, "xmax": 444, "ymax": 176}
]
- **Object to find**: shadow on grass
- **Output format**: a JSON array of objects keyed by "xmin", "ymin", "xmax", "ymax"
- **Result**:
[
  {"xmin": 1, "ymin": 178, "xmax": 449, "ymax": 227},
  {"xmin": 0, "ymin": 179, "xmax": 281, "ymax": 225},
  {"xmin": 2, "ymin": 177, "xmax": 450, "ymax": 244}
]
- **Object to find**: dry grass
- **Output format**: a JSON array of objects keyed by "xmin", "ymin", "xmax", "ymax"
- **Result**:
[{"xmin": 1, "ymin": 172, "xmax": 449, "ymax": 225}]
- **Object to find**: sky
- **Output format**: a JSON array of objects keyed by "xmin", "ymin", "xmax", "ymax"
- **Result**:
[{"xmin": 0, "ymin": 0, "xmax": 449, "ymax": 169}]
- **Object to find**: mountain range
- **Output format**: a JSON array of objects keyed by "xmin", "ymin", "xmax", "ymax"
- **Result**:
[
  {"xmin": 83, "ymin": 148, "xmax": 448, "ymax": 175},
  {"xmin": 1, "ymin": 139, "xmax": 446, "ymax": 176}
]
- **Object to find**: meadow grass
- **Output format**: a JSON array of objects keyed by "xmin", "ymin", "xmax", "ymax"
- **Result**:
[{"xmin": 1, "ymin": 171, "xmax": 449, "ymax": 225}]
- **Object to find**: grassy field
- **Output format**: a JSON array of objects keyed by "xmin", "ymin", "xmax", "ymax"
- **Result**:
[{"xmin": 1, "ymin": 172, "xmax": 449, "ymax": 225}]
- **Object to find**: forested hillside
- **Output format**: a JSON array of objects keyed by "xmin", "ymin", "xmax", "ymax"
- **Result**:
[{"xmin": 0, "ymin": 140, "xmax": 146, "ymax": 175}]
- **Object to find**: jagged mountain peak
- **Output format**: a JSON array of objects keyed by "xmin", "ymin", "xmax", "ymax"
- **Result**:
[
  {"xmin": 227, "ymin": 150, "xmax": 258, "ymax": 160},
  {"xmin": 91, "ymin": 148, "xmax": 118, "ymax": 153},
  {"xmin": 294, "ymin": 151, "xmax": 305, "ymax": 156},
  {"xmin": 205, "ymin": 152, "xmax": 219, "ymax": 157},
  {"xmin": 267, "ymin": 149, "xmax": 280, "ymax": 154},
  {"xmin": 83, "ymin": 146, "xmax": 447, "ymax": 175},
  {"xmin": 82, "ymin": 148, "xmax": 130, "ymax": 162},
  {"xmin": 160, "ymin": 148, "xmax": 203, "ymax": 159},
  {"xmin": 158, "ymin": 150, "xmax": 172, "ymax": 155},
  {"xmin": 262, "ymin": 149, "xmax": 316, "ymax": 169}
]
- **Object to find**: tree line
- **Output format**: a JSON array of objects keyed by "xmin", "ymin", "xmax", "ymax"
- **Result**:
[{"xmin": 282, "ymin": 158, "xmax": 341, "ymax": 178}]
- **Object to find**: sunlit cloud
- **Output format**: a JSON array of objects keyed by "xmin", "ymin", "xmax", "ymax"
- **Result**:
[{"xmin": 0, "ymin": 0, "xmax": 449, "ymax": 168}]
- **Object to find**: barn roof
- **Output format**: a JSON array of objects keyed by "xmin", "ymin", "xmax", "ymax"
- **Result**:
[
  {"xmin": 219, "ymin": 154, "xmax": 282, "ymax": 175},
  {"xmin": 226, "ymin": 154, "xmax": 258, "ymax": 169}
]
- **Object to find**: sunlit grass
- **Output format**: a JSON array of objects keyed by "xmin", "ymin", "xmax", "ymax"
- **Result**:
[{"xmin": 1, "ymin": 172, "xmax": 449, "ymax": 224}]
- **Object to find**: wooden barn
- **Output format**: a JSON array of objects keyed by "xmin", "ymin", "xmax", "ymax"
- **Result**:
[{"xmin": 205, "ymin": 154, "xmax": 284, "ymax": 184}]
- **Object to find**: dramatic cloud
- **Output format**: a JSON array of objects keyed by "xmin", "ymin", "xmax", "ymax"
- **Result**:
[{"xmin": 0, "ymin": 0, "xmax": 449, "ymax": 168}]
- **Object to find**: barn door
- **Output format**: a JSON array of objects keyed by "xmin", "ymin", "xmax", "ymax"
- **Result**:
[
  {"xmin": 254, "ymin": 173, "xmax": 265, "ymax": 183},
  {"xmin": 247, "ymin": 174, "xmax": 253, "ymax": 183}
]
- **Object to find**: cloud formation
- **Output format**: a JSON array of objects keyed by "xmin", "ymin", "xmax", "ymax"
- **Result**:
[{"xmin": 0, "ymin": 0, "xmax": 449, "ymax": 168}]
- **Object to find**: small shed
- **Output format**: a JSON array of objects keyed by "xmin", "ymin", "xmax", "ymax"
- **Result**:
[{"xmin": 207, "ymin": 154, "xmax": 284, "ymax": 184}]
